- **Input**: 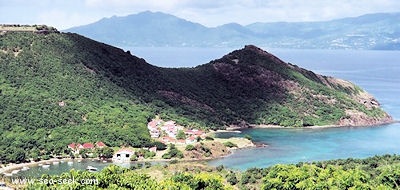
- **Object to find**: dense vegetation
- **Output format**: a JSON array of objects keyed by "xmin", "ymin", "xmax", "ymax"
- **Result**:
[
  {"xmin": 0, "ymin": 31, "xmax": 389, "ymax": 163},
  {"xmin": 25, "ymin": 164, "xmax": 232, "ymax": 190},
  {"xmin": 0, "ymin": 32, "xmax": 156, "ymax": 163},
  {"xmin": 22, "ymin": 154, "xmax": 400, "ymax": 189}
]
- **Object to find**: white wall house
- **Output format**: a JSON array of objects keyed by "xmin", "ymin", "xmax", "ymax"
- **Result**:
[
  {"xmin": 112, "ymin": 148, "xmax": 134, "ymax": 162},
  {"xmin": 149, "ymin": 129, "xmax": 160, "ymax": 138}
]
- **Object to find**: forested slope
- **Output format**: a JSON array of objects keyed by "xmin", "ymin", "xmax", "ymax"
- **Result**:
[
  {"xmin": 0, "ymin": 32, "xmax": 156, "ymax": 163},
  {"xmin": 0, "ymin": 31, "xmax": 391, "ymax": 163}
]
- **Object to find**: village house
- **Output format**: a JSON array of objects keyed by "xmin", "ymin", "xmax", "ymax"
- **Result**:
[
  {"xmin": 160, "ymin": 136, "xmax": 175, "ymax": 144},
  {"xmin": 96, "ymin": 141, "xmax": 106, "ymax": 148},
  {"xmin": 112, "ymin": 148, "xmax": 134, "ymax": 162},
  {"xmin": 68, "ymin": 143, "xmax": 82, "ymax": 154},
  {"xmin": 68, "ymin": 142, "xmax": 102, "ymax": 154},
  {"xmin": 142, "ymin": 146, "xmax": 157, "ymax": 153},
  {"xmin": 147, "ymin": 119, "xmax": 161, "ymax": 138},
  {"xmin": 160, "ymin": 121, "xmax": 184, "ymax": 138},
  {"xmin": 149, "ymin": 146, "xmax": 157, "ymax": 153},
  {"xmin": 185, "ymin": 136, "xmax": 197, "ymax": 144},
  {"xmin": 147, "ymin": 119, "xmax": 161, "ymax": 129},
  {"xmin": 176, "ymin": 139, "xmax": 186, "ymax": 145},
  {"xmin": 82, "ymin": 143, "xmax": 94, "ymax": 149},
  {"xmin": 185, "ymin": 129, "xmax": 205, "ymax": 138},
  {"xmin": 149, "ymin": 129, "xmax": 160, "ymax": 138}
]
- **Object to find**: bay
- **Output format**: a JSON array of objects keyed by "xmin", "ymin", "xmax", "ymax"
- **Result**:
[
  {"xmin": 126, "ymin": 47, "xmax": 400, "ymax": 170},
  {"xmin": 16, "ymin": 47, "xmax": 400, "ymax": 176}
]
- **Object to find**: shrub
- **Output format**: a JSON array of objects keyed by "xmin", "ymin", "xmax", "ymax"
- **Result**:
[
  {"xmin": 185, "ymin": 144, "xmax": 196, "ymax": 151},
  {"xmin": 216, "ymin": 165, "xmax": 224, "ymax": 172},
  {"xmin": 244, "ymin": 134, "xmax": 252, "ymax": 140},
  {"xmin": 223, "ymin": 141, "xmax": 238, "ymax": 148},
  {"xmin": 226, "ymin": 171, "xmax": 238, "ymax": 185},
  {"xmin": 162, "ymin": 144, "xmax": 184, "ymax": 159}
]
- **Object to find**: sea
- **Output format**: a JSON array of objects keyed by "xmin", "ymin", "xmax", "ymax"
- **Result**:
[
  {"xmin": 13, "ymin": 47, "xmax": 400, "ymax": 176},
  {"xmin": 130, "ymin": 47, "xmax": 400, "ymax": 170}
]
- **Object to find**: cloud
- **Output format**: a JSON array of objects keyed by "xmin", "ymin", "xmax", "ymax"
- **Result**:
[{"xmin": 1, "ymin": 0, "xmax": 400, "ymax": 29}]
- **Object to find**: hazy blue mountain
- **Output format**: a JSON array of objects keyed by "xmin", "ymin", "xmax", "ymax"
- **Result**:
[
  {"xmin": 247, "ymin": 12, "xmax": 400, "ymax": 49},
  {"xmin": 65, "ymin": 11, "xmax": 400, "ymax": 50}
]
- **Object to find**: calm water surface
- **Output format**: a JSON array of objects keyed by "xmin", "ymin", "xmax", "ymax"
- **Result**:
[
  {"xmin": 129, "ymin": 47, "xmax": 400, "ymax": 170},
  {"xmin": 17, "ymin": 48, "xmax": 400, "ymax": 175},
  {"xmin": 209, "ymin": 48, "xmax": 400, "ymax": 170}
]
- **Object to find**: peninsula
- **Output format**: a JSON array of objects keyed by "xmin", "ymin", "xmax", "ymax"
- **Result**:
[{"xmin": 0, "ymin": 27, "xmax": 392, "ymax": 165}]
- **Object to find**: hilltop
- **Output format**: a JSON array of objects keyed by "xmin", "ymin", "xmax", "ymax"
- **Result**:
[
  {"xmin": 0, "ymin": 31, "xmax": 391, "ymax": 163},
  {"xmin": 65, "ymin": 11, "xmax": 400, "ymax": 50},
  {"xmin": 1, "ymin": 24, "xmax": 59, "ymax": 34}
]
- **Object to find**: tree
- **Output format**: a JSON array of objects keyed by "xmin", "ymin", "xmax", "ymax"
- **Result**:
[
  {"xmin": 185, "ymin": 144, "xmax": 195, "ymax": 151},
  {"xmin": 162, "ymin": 144, "xmax": 183, "ymax": 159},
  {"xmin": 176, "ymin": 130, "xmax": 186, "ymax": 140},
  {"xmin": 226, "ymin": 171, "xmax": 238, "ymax": 185},
  {"xmin": 223, "ymin": 141, "xmax": 238, "ymax": 148},
  {"xmin": 153, "ymin": 141, "xmax": 167, "ymax": 150},
  {"xmin": 96, "ymin": 147, "xmax": 114, "ymax": 159},
  {"xmin": 130, "ymin": 154, "xmax": 138, "ymax": 161},
  {"xmin": 8, "ymin": 148, "xmax": 26, "ymax": 163},
  {"xmin": 244, "ymin": 134, "xmax": 252, "ymax": 140},
  {"xmin": 144, "ymin": 150, "xmax": 156, "ymax": 158},
  {"xmin": 80, "ymin": 149, "xmax": 89, "ymax": 159}
]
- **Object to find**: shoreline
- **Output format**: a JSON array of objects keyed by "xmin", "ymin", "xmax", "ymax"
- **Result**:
[
  {"xmin": 224, "ymin": 120, "xmax": 398, "ymax": 131},
  {"xmin": 0, "ymin": 137, "xmax": 257, "ymax": 175},
  {"xmin": 0, "ymin": 158, "xmax": 74, "ymax": 174},
  {"xmin": 3, "ymin": 120, "xmax": 396, "ymax": 176}
]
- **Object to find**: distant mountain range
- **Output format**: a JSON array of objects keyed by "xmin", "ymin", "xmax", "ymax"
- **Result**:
[{"xmin": 65, "ymin": 11, "xmax": 400, "ymax": 50}]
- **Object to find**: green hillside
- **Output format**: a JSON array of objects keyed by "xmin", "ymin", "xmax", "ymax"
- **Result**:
[
  {"xmin": 0, "ymin": 31, "xmax": 156, "ymax": 163},
  {"xmin": 25, "ymin": 155, "xmax": 400, "ymax": 189},
  {"xmin": 0, "ymin": 30, "xmax": 391, "ymax": 163}
]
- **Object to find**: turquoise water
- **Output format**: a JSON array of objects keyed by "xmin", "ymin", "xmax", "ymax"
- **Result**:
[
  {"xmin": 207, "ymin": 49, "xmax": 400, "ymax": 170},
  {"xmin": 208, "ymin": 124, "xmax": 400, "ymax": 170}
]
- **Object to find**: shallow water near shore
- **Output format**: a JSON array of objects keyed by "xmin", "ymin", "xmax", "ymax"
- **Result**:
[
  {"xmin": 209, "ymin": 123, "xmax": 400, "ymax": 170},
  {"xmin": 208, "ymin": 48, "xmax": 400, "ymax": 170}
]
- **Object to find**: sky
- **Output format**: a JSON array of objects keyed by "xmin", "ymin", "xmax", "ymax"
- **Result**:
[{"xmin": 1, "ymin": 0, "xmax": 400, "ymax": 30}]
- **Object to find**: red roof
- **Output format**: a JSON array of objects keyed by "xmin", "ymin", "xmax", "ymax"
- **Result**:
[
  {"xmin": 116, "ymin": 148, "xmax": 134, "ymax": 154},
  {"xmin": 96, "ymin": 141, "xmax": 106, "ymax": 147},
  {"xmin": 161, "ymin": 136, "xmax": 175, "ymax": 143},
  {"xmin": 68, "ymin": 143, "xmax": 81, "ymax": 149},
  {"xmin": 185, "ymin": 129, "xmax": 204, "ymax": 135},
  {"xmin": 148, "ymin": 120, "xmax": 158, "ymax": 128},
  {"xmin": 82, "ymin": 143, "xmax": 94, "ymax": 149}
]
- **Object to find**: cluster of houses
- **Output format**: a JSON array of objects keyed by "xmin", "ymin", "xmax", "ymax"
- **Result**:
[
  {"xmin": 67, "ymin": 141, "xmax": 157, "ymax": 162},
  {"xmin": 68, "ymin": 141, "xmax": 106, "ymax": 154},
  {"xmin": 147, "ymin": 119, "xmax": 206, "ymax": 145},
  {"xmin": 66, "ymin": 118, "xmax": 204, "ymax": 163}
]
